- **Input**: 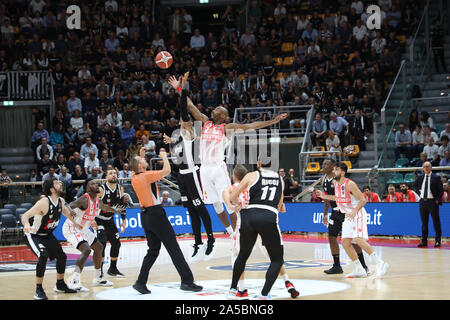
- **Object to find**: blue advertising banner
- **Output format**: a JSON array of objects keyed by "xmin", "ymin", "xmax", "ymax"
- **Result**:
[{"xmin": 53, "ymin": 203, "xmax": 450, "ymax": 241}]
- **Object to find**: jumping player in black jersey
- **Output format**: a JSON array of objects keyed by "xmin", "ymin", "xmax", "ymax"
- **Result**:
[
  {"xmin": 228, "ymin": 157, "xmax": 285, "ymax": 300},
  {"xmin": 319, "ymin": 158, "xmax": 369, "ymax": 274},
  {"xmin": 96, "ymin": 169, "xmax": 128, "ymax": 277},
  {"xmin": 164, "ymin": 71, "xmax": 215, "ymax": 262},
  {"xmin": 21, "ymin": 177, "xmax": 83, "ymax": 300}
]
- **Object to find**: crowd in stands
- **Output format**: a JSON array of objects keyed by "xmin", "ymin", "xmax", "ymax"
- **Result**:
[
  {"xmin": 0, "ymin": 0, "xmax": 438, "ymax": 201},
  {"xmin": 395, "ymin": 112, "xmax": 450, "ymax": 167}
]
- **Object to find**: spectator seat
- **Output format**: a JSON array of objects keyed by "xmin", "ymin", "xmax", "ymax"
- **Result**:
[
  {"xmin": 0, "ymin": 209, "xmax": 14, "ymax": 219},
  {"xmin": 343, "ymin": 145, "xmax": 360, "ymax": 157},
  {"xmin": 310, "ymin": 146, "xmax": 325, "ymax": 157},
  {"xmin": 403, "ymin": 173, "xmax": 415, "ymax": 184},
  {"xmin": 20, "ymin": 203, "xmax": 33, "ymax": 210},
  {"xmin": 394, "ymin": 158, "xmax": 409, "ymax": 168},
  {"xmin": 387, "ymin": 173, "xmax": 403, "ymax": 185},
  {"xmin": 342, "ymin": 161, "xmax": 352, "ymax": 170},
  {"xmin": 282, "ymin": 56, "xmax": 294, "ymax": 66},
  {"xmin": 281, "ymin": 42, "xmax": 293, "ymax": 53},
  {"xmin": 306, "ymin": 162, "xmax": 321, "ymax": 175}
]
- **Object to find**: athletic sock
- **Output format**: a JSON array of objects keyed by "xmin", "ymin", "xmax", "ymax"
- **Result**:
[
  {"xmin": 36, "ymin": 283, "xmax": 43, "ymax": 289},
  {"xmin": 353, "ymin": 259, "xmax": 363, "ymax": 269},
  {"xmin": 283, "ymin": 273, "xmax": 289, "ymax": 282},
  {"xmin": 95, "ymin": 268, "xmax": 101, "ymax": 278},
  {"xmin": 370, "ymin": 252, "xmax": 382, "ymax": 264},
  {"xmin": 358, "ymin": 253, "xmax": 367, "ymax": 269},
  {"xmin": 226, "ymin": 226, "xmax": 234, "ymax": 235},
  {"xmin": 110, "ymin": 259, "xmax": 117, "ymax": 270},
  {"xmin": 332, "ymin": 254, "xmax": 340, "ymax": 266},
  {"xmin": 56, "ymin": 279, "xmax": 64, "ymax": 284},
  {"xmin": 238, "ymin": 280, "xmax": 245, "ymax": 292}
]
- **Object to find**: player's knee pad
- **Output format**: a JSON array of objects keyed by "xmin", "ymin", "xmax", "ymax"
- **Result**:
[{"xmin": 213, "ymin": 202, "xmax": 224, "ymax": 214}]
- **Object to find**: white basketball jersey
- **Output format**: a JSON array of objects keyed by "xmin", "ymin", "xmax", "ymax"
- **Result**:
[
  {"xmin": 334, "ymin": 178, "xmax": 360, "ymax": 214},
  {"xmin": 232, "ymin": 182, "xmax": 249, "ymax": 210},
  {"xmin": 200, "ymin": 121, "xmax": 229, "ymax": 165},
  {"xmin": 66, "ymin": 193, "xmax": 100, "ymax": 232}
]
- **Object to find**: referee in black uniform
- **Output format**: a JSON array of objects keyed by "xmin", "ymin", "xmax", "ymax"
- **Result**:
[
  {"xmin": 320, "ymin": 158, "xmax": 368, "ymax": 274},
  {"xmin": 228, "ymin": 157, "xmax": 285, "ymax": 300},
  {"xmin": 413, "ymin": 161, "xmax": 444, "ymax": 247}
]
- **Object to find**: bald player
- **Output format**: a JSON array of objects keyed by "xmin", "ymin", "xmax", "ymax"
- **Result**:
[{"xmin": 168, "ymin": 75, "xmax": 288, "ymax": 243}]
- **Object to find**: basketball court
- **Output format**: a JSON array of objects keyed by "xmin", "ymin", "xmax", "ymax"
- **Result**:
[{"xmin": 1, "ymin": 234, "xmax": 448, "ymax": 300}]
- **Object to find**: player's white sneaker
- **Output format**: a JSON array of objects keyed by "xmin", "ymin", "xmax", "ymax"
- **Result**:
[
  {"xmin": 93, "ymin": 275, "xmax": 114, "ymax": 287},
  {"xmin": 345, "ymin": 267, "xmax": 367, "ymax": 278},
  {"xmin": 375, "ymin": 261, "xmax": 389, "ymax": 277},
  {"xmin": 256, "ymin": 292, "xmax": 272, "ymax": 300},
  {"xmin": 226, "ymin": 288, "xmax": 238, "ymax": 300},
  {"xmin": 68, "ymin": 273, "xmax": 89, "ymax": 292}
]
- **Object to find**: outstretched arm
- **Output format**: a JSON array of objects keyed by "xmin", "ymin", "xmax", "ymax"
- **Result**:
[
  {"xmin": 225, "ymin": 113, "xmax": 288, "ymax": 132},
  {"xmin": 168, "ymin": 74, "xmax": 208, "ymax": 123}
]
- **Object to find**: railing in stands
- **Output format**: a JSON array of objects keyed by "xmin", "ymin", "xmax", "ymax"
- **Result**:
[
  {"xmin": 232, "ymin": 104, "xmax": 313, "ymax": 136},
  {"xmin": 0, "ymin": 71, "xmax": 51, "ymax": 100}
]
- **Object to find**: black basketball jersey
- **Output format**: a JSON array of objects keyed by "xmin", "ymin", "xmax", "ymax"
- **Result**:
[
  {"xmin": 99, "ymin": 182, "xmax": 123, "ymax": 219},
  {"xmin": 247, "ymin": 169, "xmax": 283, "ymax": 213},
  {"xmin": 171, "ymin": 130, "xmax": 198, "ymax": 172},
  {"xmin": 322, "ymin": 175, "xmax": 337, "ymax": 209},
  {"xmin": 31, "ymin": 197, "xmax": 63, "ymax": 236}
]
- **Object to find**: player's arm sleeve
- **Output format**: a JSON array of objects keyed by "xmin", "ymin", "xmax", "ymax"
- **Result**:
[{"xmin": 180, "ymin": 89, "xmax": 190, "ymax": 122}]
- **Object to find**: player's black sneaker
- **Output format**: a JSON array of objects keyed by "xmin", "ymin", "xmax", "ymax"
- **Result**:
[
  {"xmin": 204, "ymin": 238, "xmax": 216, "ymax": 261},
  {"xmin": 34, "ymin": 286, "xmax": 48, "ymax": 300},
  {"xmin": 54, "ymin": 281, "xmax": 77, "ymax": 293},
  {"xmin": 107, "ymin": 268, "xmax": 125, "ymax": 277},
  {"xmin": 132, "ymin": 282, "xmax": 151, "ymax": 294},
  {"xmin": 285, "ymin": 281, "xmax": 300, "ymax": 298},
  {"xmin": 324, "ymin": 265, "xmax": 344, "ymax": 274},
  {"xmin": 180, "ymin": 282, "xmax": 203, "ymax": 292}
]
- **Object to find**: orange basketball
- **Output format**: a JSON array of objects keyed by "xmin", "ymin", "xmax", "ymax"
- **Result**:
[{"xmin": 155, "ymin": 51, "xmax": 173, "ymax": 69}]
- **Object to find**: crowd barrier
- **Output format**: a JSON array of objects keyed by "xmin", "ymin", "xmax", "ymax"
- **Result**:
[{"xmin": 52, "ymin": 203, "xmax": 450, "ymax": 240}]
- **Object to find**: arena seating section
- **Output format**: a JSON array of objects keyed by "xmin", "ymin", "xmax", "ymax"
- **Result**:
[{"xmin": 1, "ymin": 0, "xmax": 449, "ymax": 220}]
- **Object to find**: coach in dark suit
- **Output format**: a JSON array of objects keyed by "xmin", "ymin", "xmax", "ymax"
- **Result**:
[{"xmin": 413, "ymin": 162, "xmax": 444, "ymax": 247}]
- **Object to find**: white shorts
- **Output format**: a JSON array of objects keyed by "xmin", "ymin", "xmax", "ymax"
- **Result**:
[
  {"xmin": 341, "ymin": 208, "xmax": 368, "ymax": 240},
  {"xmin": 62, "ymin": 221, "xmax": 97, "ymax": 249},
  {"xmin": 200, "ymin": 162, "xmax": 232, "ymax": 205}
]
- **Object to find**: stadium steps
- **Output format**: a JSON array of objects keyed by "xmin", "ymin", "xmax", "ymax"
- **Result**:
[{"xmin": 0, "ymin": 147, "xmax": 36, "ymax": 181}]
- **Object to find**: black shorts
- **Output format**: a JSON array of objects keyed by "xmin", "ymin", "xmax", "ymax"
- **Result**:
[
  {"xmin": 24, "ymin": 233, "xmax": 64, "ymax": 260},
  {"xmin": 327, "ymin": 209, "xmax": 346, "ymax": 237},
  {"xmin": 178, "ymin": 169, "xmax": 204, "ymax": 208},
  {"xmin": 240, "ymin": 208, "xmax": 283, "ymax": 248},
  {"xmin": 95, "ymin": 217, "xmax": 119, "ymax": 243}
]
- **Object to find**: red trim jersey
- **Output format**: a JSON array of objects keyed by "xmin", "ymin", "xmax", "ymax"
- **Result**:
[{"xmin": 385, "ymin": 192, "xmax": 403, "ymax": 202}]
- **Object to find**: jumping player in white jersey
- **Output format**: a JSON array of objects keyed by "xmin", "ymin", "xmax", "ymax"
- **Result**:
[
  {"xmin": 222, "ymin": 164, "xmax": 299, "ymax": 299},
  {"xmin": 316, "ymin": 163, "xmax": 389, "ymax": 278},
  {"xmin": 164, "ymin": 72, "xmax": 216, "ymax": 262},
  {"xmin": 63, "ymin": 178, "xmax": 125, "ymax": 291},
  {"xmin": 168, "ymin": 75, "xmax": 288, "ymax": 240}
]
